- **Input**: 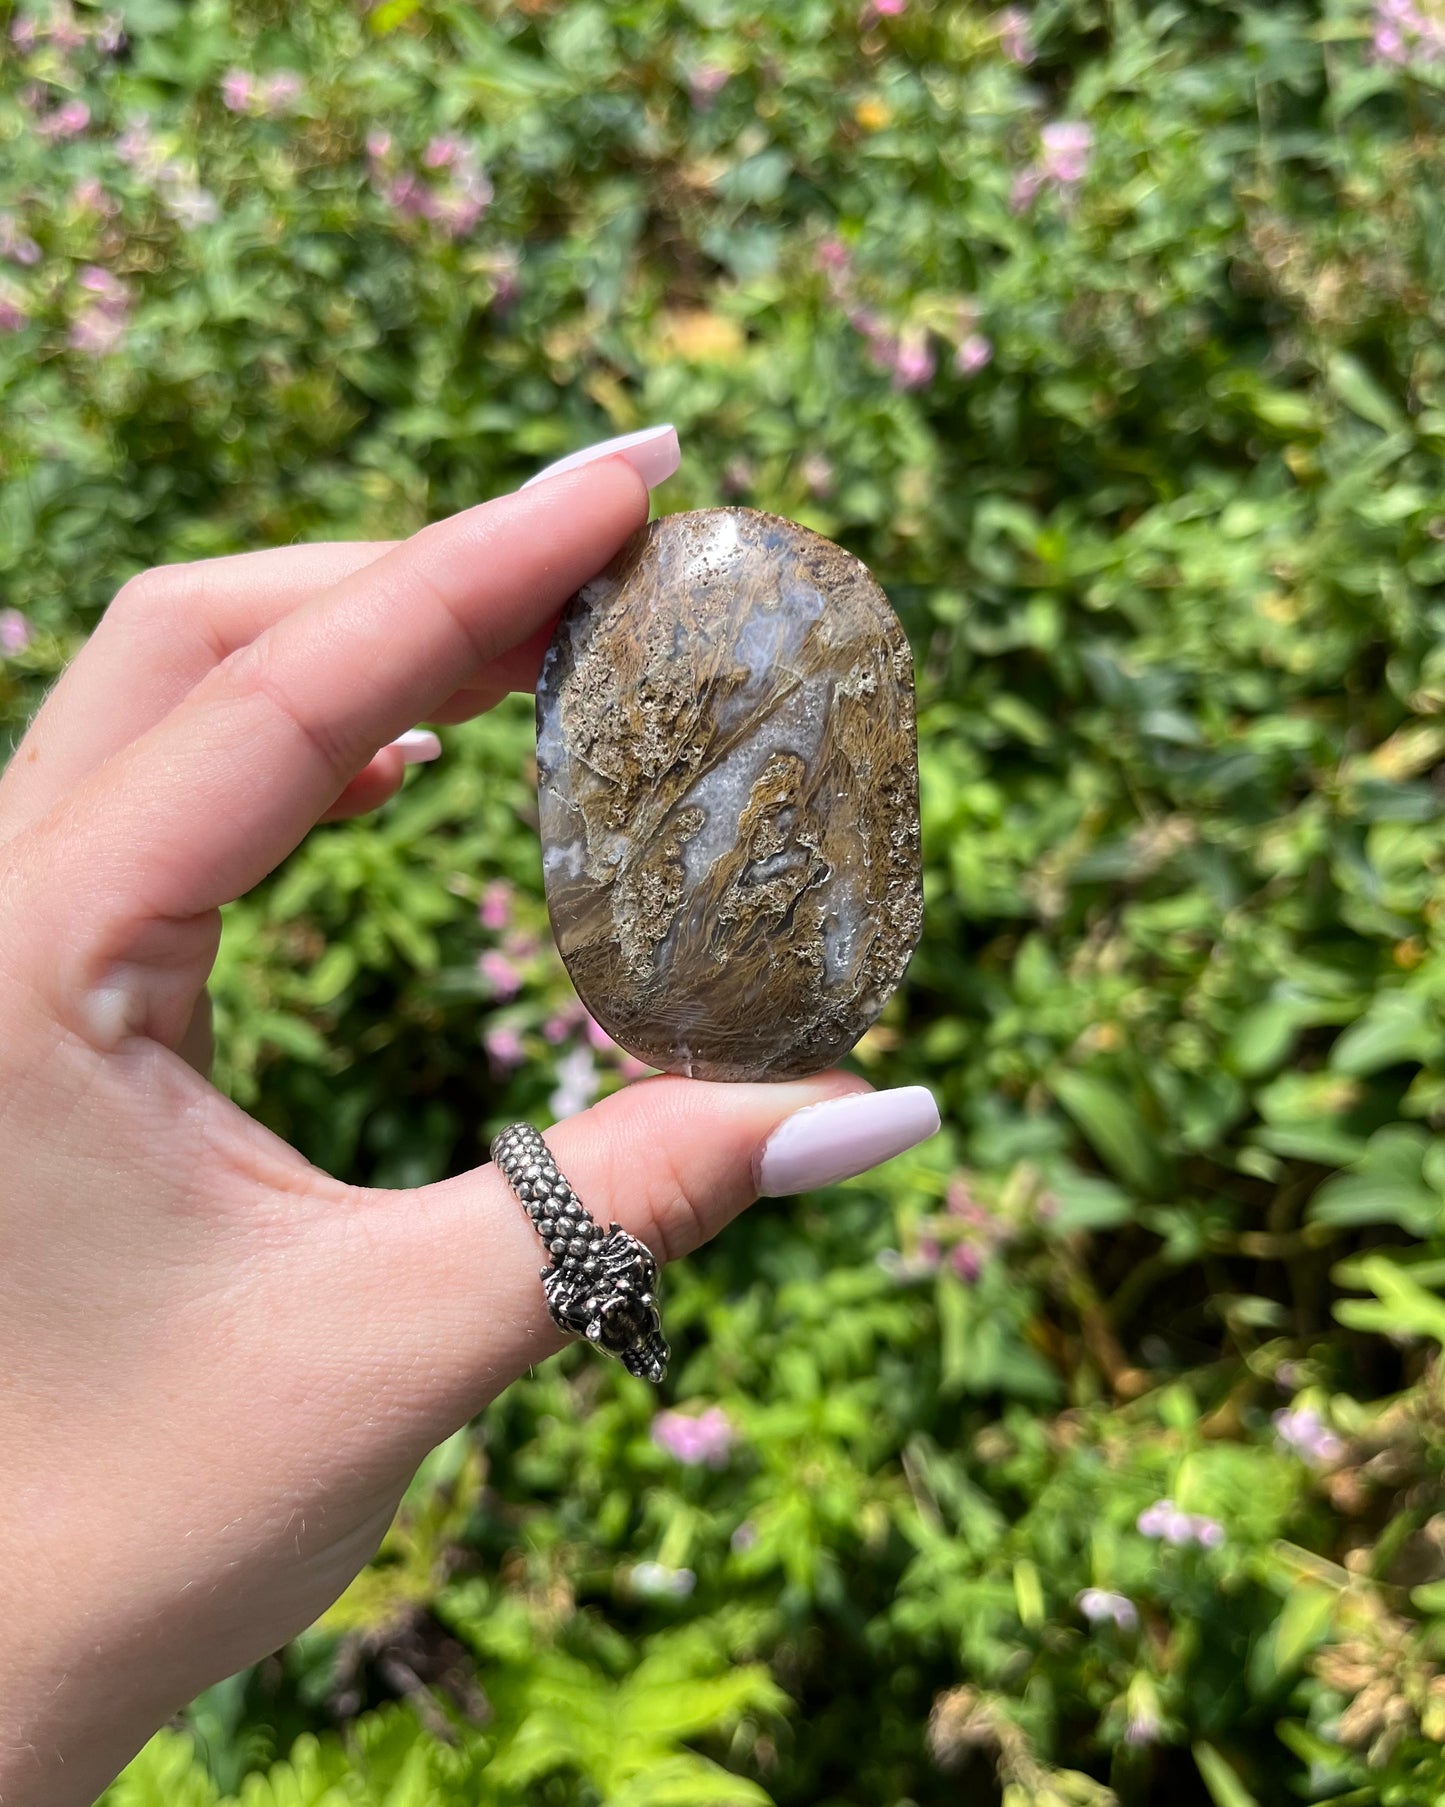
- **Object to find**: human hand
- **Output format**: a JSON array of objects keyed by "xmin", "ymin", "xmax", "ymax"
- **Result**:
[{"xmin": 0, "ymin": 429, "xmax": 939, "ymax": 1804}]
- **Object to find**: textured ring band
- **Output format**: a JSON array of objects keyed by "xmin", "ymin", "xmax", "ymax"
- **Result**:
[{"xmin": 489, "ymin": 1123, "xmax": 669, "ymax": 1384}]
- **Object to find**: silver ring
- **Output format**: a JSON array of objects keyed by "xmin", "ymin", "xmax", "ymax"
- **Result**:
[{"xmin": 489, "ymin": 1123, "xmax": 669, "ymax": 1385}]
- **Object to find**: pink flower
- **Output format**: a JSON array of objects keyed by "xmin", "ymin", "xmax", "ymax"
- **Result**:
[
  {"xmin": 861, "ymin": 0, "xmax": 908, "ymax": 17},
  {"xmin": 1077, "ymin": 1588, "xmax": 1138, "ymax": 1631},
  {"xmin": 38, "ymin": 99, "xmax": 89, "ymax": 142},
  {"xmin": 1273, "ymin": 1405, "xmax": 1344, "ymax": 1468},
  {"xmin": 47, "ymin": 3, "xmax": 85, "ymax": 49},
  {"xmin": 479, "ymin": 879, "xmax": 513, "ymax": 932},
  {"xmin": 0, "ymin": 608, "xmax": 33, "ymax": 652},
  {"xmin": 78, "ymin": 264, "xmax": 127, "ymax": 302},
  {"xmin": 479, "ymin": 949, "xmax": 521, "ymax": 998},
  {"xmin": 583, "ymin": 1013, "xmax": 619, "ymax": 1056},
  {"xmin": 383, "ymin": 173, "xmax": 428, "ymax": 217},
  {"xmin": 949, "ymin": 1243, "xmax": 983, "ymax": 1283},
  {"xmin": 688, "ymin": 63, "xmax": 730, "ymax": 110},
  {"xmin": 10, "ymin": 16, "xmax": 37, "ymax": 50},
  {"xmin": 0, "ymin": 296, "xmax": 28, "ymax": 333},
  {"xmin": 422, "ymin": 134, "xmax": 464, "ymax": 169},
  {"xmin": 116, "ymin": 116, "xmax": 166, "ymax": 178},
  {"xmin": 487, "ymin": 244, "xmax": 521, "ymax": 307},
  {"xmin": 221, "ymin": 69, "xmax": 255, "ymax": 112},
  {"xmin": 816, "ymin": 235, "xmax": 852, "ymax": 276},
  {"xmin": 955, "ymin": 332, "xmax": 993, "ymax": 376},
  {"xmin": 484, "ymin": 1024, "xmax": 525, "ymax": 1073},
  {"xmin": 652, "ymin": 1405, "xmax": 735, "ymax": 1467},
  {"xmin": 72, "ymin": 178, "xmax": 117, "ymax": 216},
  {"xmin": 891, "ymin": 327, "xmax": 936, "ymax": 391},
  {"xmin": 0, "ymin": 218, "xmax": 42, "ymax": 267},
  {"xmin": 68, "ymin": 306, "xmax": 126, "ymax": 354},
  {"xmin": 366, "ymin": 129, "xmax": 393, "ymax": 161},
  {"xmin": 1136, "ymin": 1498, "xmax": 1224, "ymax": 1548},
  {"xmin": 1040, "ymin": 120, "xmax": 1093, "ymax": 184},
  {"xmin": 996, "ymin": 5, "xmax": 1035, "ymax": 64},
  {"xmin": 96, "ymin": 13, "xmax": 125, "ymax": 53},
  {"xmin": 544, "ymin": 1005, "xmax": 584, "ymax": 1044}
]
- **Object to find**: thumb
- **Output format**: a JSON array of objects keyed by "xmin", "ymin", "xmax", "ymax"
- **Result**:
[{"xmin": 321, "ymin": 1074, "xmax": 940, "ymax": 1432}]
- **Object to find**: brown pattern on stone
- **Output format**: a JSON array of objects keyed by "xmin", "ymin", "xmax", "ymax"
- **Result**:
[{"xmin": 535, "ymin": 507, "xmax": 923, "ymax": 1081}]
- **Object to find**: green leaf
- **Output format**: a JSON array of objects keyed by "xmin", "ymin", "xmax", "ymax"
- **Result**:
[
  {"xmin": 1051, "ymin": 1070, "xmax": 1167, "ymax": 1195},
  {"xmin": 1194, "ymin": 1742, "xmax": 1260, "ymax": 1807}
]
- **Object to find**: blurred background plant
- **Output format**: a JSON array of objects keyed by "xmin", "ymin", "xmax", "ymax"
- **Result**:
[{"xmin": 5, "ymin": 0, "xmax": 1445, "ymax": 1801}]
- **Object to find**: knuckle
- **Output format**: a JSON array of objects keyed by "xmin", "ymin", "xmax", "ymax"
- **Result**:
[
  {"xmin": 107, "ymin": 562, "xmax": 195, "ymax": 628},
  {"xmin": 626, "ymin": 1141, "xmax": 703, "ymax": 1268},
  {"xmin": 217, "ymin": 634, "xmax": 357, "ymax": 787}
]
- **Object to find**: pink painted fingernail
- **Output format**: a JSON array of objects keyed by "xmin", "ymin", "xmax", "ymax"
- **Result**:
[
  {"xmin": 389, "ymin": 728, "xmax": 441, "ymax": 764},
  {"xmin": 521, "ymin": 424, "xmax": 680, "ymax": 493},
  {"xmin": 755, "ymin": 1086, "xmax": 941, "ymax": 1196}
]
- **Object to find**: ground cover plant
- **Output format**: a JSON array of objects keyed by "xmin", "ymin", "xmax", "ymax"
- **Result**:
[{"xmin": 5, "ymin": 0, "xmax": 1445, "ymax": 1801}]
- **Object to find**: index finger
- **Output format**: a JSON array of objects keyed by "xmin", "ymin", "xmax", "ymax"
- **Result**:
[{"xmin": 47, "ymin": 457, "xmax": 653, "ymax": 934}]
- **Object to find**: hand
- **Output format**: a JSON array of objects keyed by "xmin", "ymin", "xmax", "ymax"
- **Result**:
[{"xmin": 0, "ymin": 438, "xmax": 938, "ymax": 1805}]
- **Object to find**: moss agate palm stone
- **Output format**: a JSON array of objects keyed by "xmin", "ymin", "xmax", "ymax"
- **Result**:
[{"xmin": 536, "ymin": 507, "xmax": 922, "ymax": 1081}]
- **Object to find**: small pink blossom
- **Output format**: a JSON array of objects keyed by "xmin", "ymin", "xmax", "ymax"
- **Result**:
[
  {"xmin": 0, "ymin": 296, "xmax": 27, "ymax": 332},
  {"xmin": 116, "ymin": 116, "xmax": 166, "ymax": 179},
  {"xmin": 487, "ymin": 245, "xmax": 521, "ymax": 308},
  {"xmin": 479, "ymin": 949, "xmax": 522, "ymax": 998},
  {"xmin": 0, "ymin": 608, "xmax": 33, "ymax": 652},
  {"xmin": 543, "ymin": 1003, "xmax": 585, "ymax": 1044},
  {"xmin": 221, "ymin": 69, "xmax": 255, "ymax": 112},
  {"xmin": 652, "ymin": 1406, "xmax": 735, "ymax": 1467},
  {"xmin": 996, "ymin": 5, "xmax": 1035, "ymax": 64},
  {"xmin": 687, "ymin": 63, "xmax": 730, "ymax": 110},
  {"xmin": 78, "ymin": 264, "xmax": 127, "ymax": 302},
  {"xmin": 96, "ymin": 13, "xmax": 124, "ymax": 53},
  {"xmin": 72, "ymin": 178, "xmax": 117, "ymax": 217},
  {"xmin": 891, "ymin": 327, "xmax": 936, "ymax": 391},
  {"xmin": 584, "ymin": 1013, "xmax": 619, "ymax": 1056},
  {"xmin": 483, "ymin": 1024, "xmax": 525, "ymax": 1073},
  {"xmin": 479, "ymin": 879, "xmax": 513, "ymax": 932},
  {"xmin": 38, "ymin": 98, "xmax": 90, "ymax": 142},
  {"xmin": 422, "ymin": 134, "xmax": 464, "ymax": 169},
  {"xmin": 816, "ymin": 235, "xmax": 852, "ymax": 276},
  {"xmin": 862, "ymin": 0, "xmax": 908, "ymax": 17},
  {"xmin": 68, "ymin": 306, "xmax": 126, "ymax": 354},
  {"xmin": 949, "ymin": 1243, "xmax": 983, "ymax": 1283},
  {"xmin": 1136, "ymin": 1498, "xmax": 1224, "ymax": 1548},
  {"xmin": 1039, "ymin": 120, "xmax": 1093, "ymax": 184},
  {"xmin": 1273, "ymin": 1405, "xmax": 1344, "ymax": 1468},
  {"xmin": 955, "ymin": 332, "xmax": 993, "ymax": 376},
  {"xmin": 366, "ymin": 129, "xmax": 393, "ymax": 161},
  {"xmin": 1077, "ymin": 1588, "xmax": 1137, "ymax": 1631},
  {"xmin": 47, "ymin": 3, "xmax": 85, "ymax": 49},
  {"xmin": 0, "ymin": 218, "xmax": 42, "ymax": 267},
  {"xmin": 10, "ymin": 15, "xmax": 37, "ymax": 50}
]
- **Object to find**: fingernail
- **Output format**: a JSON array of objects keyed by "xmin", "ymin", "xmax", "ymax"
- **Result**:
[
  {"xmin": 389, "ymin": 728, "xmax": 441, "ymax": 764},
  {"xmin": 521, "ymin": 424, "xmax": 680, "ymax": 493},
  {"xmin": 755, "ymin": 1086, "xmax": 941, "ymax": 1196}
]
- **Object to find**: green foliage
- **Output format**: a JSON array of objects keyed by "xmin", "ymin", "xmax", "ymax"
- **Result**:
[{"xmin": 4, "ymin": 0, "xmax": 1445, "ymax": 1801}]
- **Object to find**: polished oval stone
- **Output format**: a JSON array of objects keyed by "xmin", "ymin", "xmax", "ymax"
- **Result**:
[{"xmin": 535, "ymin": 507, "xmax": 922, "ymax": 1081}]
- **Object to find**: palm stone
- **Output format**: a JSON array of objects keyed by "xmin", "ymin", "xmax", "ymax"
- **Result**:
[{"xmin": 535, "ymin": 507, "xmax": 922, "ymax": 1081}]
